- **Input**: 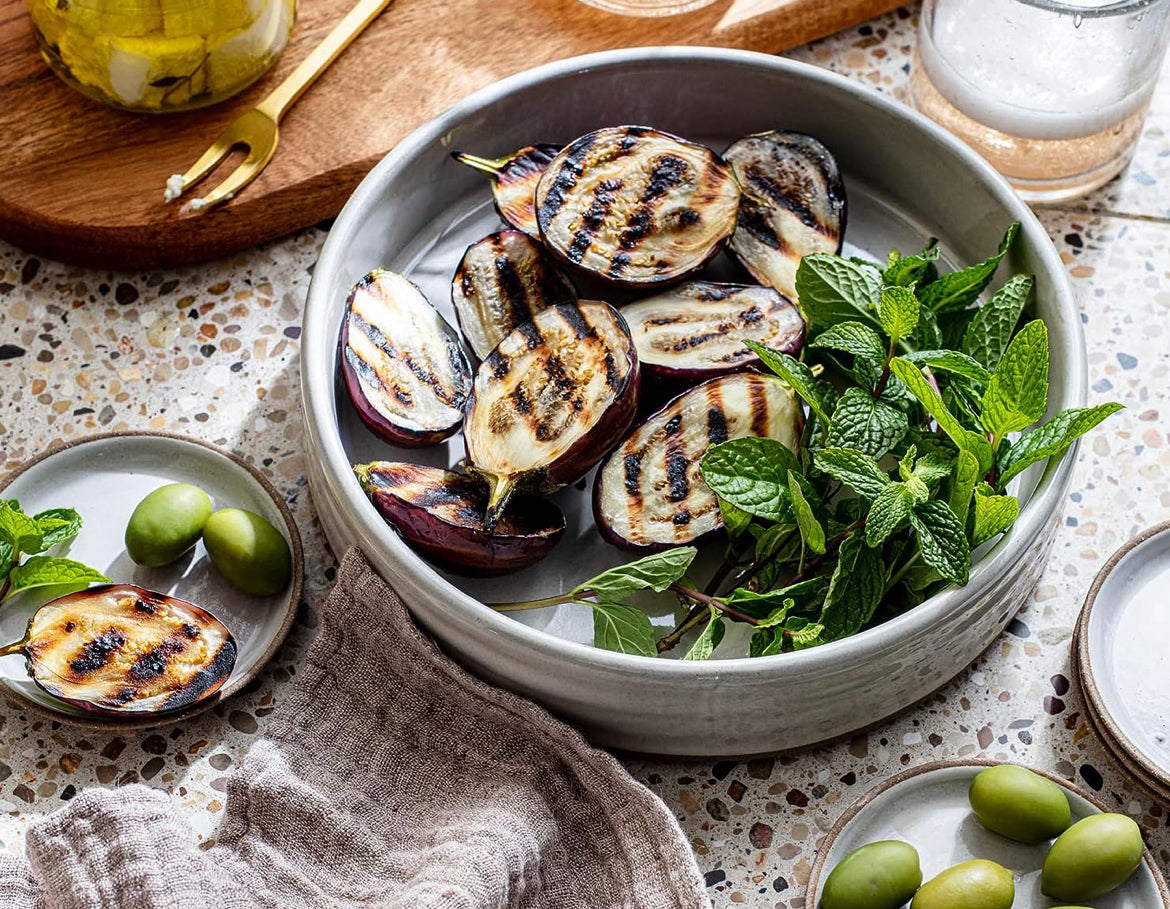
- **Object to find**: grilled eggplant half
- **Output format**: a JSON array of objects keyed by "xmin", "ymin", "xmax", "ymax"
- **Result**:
[
  {"xmin": 534, "ymin": 126, "xmax": 741, "ymax": 285},
  {"xmin": 455, "ymin": 143, "xmax": 561, "ymax": 236},
  {"xmin": 464, "ymin": 300, "xmax": 639, "ymax": 528},
  {"xmin": 340, "ymin": 269, "xmax": 473, "ymax": 448},
  {"xmin": 355, "ymin": 462, "xmax": 564, "ymax": 573},
  {"xmin": 725, "ymin": 130, "xmax": 846, "ymax": 299},
  {"xmin": 452, "ymin": 230, "xmax": 578, "ymax": 361},
  {"xmin": 1, "ymin": 585, "xmax": 236, "ymax": 715},
  {"xmin": 594, "ymin": 373, "xmax": 801, "ymax": 551},
  {"xmin": 621, "ymin": 282, "xmax": 804, "ymax": 388}
]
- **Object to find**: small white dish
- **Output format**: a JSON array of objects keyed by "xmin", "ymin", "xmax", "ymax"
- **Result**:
[
  {"xmin": 806, "ymin": 761, "xmax": 1169, "ymax": 909},
  {"xmin": 1076, "ymin": 522, "xmax": 1170, "ymax": 800},
  {"xmin": 0, "ymin": 432, "xmax": 303, "ymax": 729}
]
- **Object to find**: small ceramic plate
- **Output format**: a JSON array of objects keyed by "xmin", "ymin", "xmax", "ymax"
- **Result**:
[
  {"xmin": 1075, "ymin": 523, "xmax": 1170, "ymax": 801},
  {"xmin": 806, "ymin": 761, "xmax": 1169, "ymax": 909},
  {"xmin": 0, "ymin": 432, "xmax": 303, "ymax": 729}
]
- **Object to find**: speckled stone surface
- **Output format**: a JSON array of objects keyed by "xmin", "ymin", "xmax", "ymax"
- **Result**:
[{"xmin": 3, "ymin": 4, "xmax": 1170, "ymax": 904}]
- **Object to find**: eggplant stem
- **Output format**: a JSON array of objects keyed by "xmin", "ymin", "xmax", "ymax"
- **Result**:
[
  {"xmin": 0, "ymin": 636, "xmax": 27, "ymax": 658},
  {"xmin": 482, "ymin": 475, "xmax": 516, "ymax": 534},
  {"xmin": 454, "ymin": 152, "xmax": 506, "ymax": 178}
]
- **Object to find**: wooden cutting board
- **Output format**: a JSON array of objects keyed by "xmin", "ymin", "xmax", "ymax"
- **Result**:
[{"xmin": 0, "ymin": 0, "xmax": 902, "ymax": 269}]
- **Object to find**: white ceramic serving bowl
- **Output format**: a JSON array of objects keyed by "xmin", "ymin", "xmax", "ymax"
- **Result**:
[{"xmin": 300, "ymin": 47, "xmax": 1085, "ymax": 756}]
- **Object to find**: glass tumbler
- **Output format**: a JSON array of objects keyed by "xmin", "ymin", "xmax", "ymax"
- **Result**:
[{"xmin": 910, "ymin": 0, "xmax": 1170, "ymax": 203}]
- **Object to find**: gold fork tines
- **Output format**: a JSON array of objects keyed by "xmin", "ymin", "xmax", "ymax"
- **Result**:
[{"xmin": 165, "ymin": 0, "xmax": 395, "ymax": 214}]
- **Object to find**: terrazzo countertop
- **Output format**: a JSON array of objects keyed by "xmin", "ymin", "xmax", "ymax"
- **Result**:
[{"xmin": 3, "ymin": 5, "xmax": 1170, "ymax": 904}]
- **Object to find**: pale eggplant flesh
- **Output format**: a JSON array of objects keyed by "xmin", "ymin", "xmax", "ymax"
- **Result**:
[
  {"xmin": 355, "ymin": 462, "xmax": 565, "ymax": 573},
  {"xmin": 725, "ymin": 130, "xmax": 846, "ymax": 300},
  {"xmin": 340, "ymin": 269, "xmax": 473, "ymax": 447},
  {"xmin": 463, "ymin": 300, "xmax": 639, "ymax": 529},
  {"xmin": 451, "ymin": 230, "xmax": 578, "ymax": 361},
  {"xmin": 534, "ymin": 126, "xmax": 741, "ymax": 285},
  {"xmin": 454, "ymin": 143, "xmax": 561, "ymax": 237},
  {"xmin": 620, "ymin": 281, "xmax": 804, "ymax": 388},
  {"xmin": 0, "ymin": 585, "xmax": 236, "ymax": 715},
  {"xmin": 594, "ymin": 373, "xmax": 802, "ymax": 551}
]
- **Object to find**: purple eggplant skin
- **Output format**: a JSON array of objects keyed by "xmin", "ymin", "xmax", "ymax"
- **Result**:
[
  {"xmin": 620, "ymin": 281, "xmax": 805, "ymax": 392},
  {"xmin": 453, "ymin": 144, "xmax": 561, "ymax": 237},
  {"xmin": 534, "ymin": 126, "xmax": 741, "ymax": 287},
  {"xmin": 724, "ymin": 130, "xmax": 846, "ymax": 300},
  {"xmin": 451, "ymin": 230, "xmax": 578, "ymax": 362},
  {"xmin": 340, "ymin": 269, "xmax": 474, "ymax": 448},
  {"xmin": 463, "ymin": 300, "xmax": 640, "ymax": 528},
  {"xmin": 355, "ymin": 462, "xmax": 565, "ymax": 574},
  {"xmin": 593, "ymin": 373, "xmax": 802, "ymax": 552}
]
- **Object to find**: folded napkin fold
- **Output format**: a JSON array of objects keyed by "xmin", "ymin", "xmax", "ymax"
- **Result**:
[{"xmin": 0, "ymin": 548, "xmax": 709, "ymax": 909}]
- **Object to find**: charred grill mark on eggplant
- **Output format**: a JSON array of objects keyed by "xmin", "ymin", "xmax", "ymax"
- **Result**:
[
  {"xmin": 451, "ymin": 231, "xmax": 577, "ymax": 361},
  {"xmin": 534, "ymin": 127, "xmax": 740, "ymax": 285},
  {"xmin": 453, "ymin": 143, "xmax": 562, "ymax": 236},
  {"xmin": 355, "ymin": 462, "xmax": 565, "ymax": 574},
  {"xmin": 340, "ymin": 269, "xmax": 472, "ymax": 447},
  {"xmin": 20, "ymin": 585, "xmax": 236, "ymax": 715},
  {"xmin": 619, "ymin": 282, "xmax": 804, "ymax": 388},
  {"xmin": 593, "ymin": 374, "xmax": 802, "ymax": 550},
  {"xmin": 725, "ymin": 130, "xmax": 846, "ymax": 300}
]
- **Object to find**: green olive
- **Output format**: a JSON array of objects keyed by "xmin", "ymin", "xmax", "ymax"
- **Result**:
[
  {"xmin": 968, "ymin": 764, "xmax": 1071, "ymax": 843},
  {"xmin": 203, "ymin": 508, "xmax": 292, "ymax": 596},
  {"xmin": 910, "ymin": 859, "xmax": 1014, "ymax": 909},
  {"xmin": 125, "ymin": 483, "xmax": 213, "ymax": 567},
  {"xmin": 821, "ymin": 840, "xmax": 922, "ymax": 909},
  {"xmin": 1041, "ymin": 813, "xmax": 1143, "ymax": 901}
]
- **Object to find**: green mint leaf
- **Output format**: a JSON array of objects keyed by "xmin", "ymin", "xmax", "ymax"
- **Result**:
[
  {"xmin": 827, "ymin": 388, "xmax": 909, "ymax": 459},
  {"xmin": 682, "ymin": 606, "xmax": 725, "ymax": 661},
  {"xmin": 971, "ymin": 492, "xmax": 1020, "ymax": 548},
  {"xmin": 701, "ymin": 437, "xmax": 799, "ymax": 522},
  {"xmin": 949, "ymin": 449, "xmax": 981, "ymax": 524},
  {"xmin": 883, "ymin": 238, "xmax": 940, "ymax": 287},
  {"xmin": 756, "ymin": 604, "xmax": 795, "ymax": 628},
  {"xmin": 809, "ymin": 321, "xmax": 886, "ymax": 365},
  {"xmin": 0, "ymin": 541, "xmax": 12, "ymax": 580},
  {"xmin": 866, "ymin": 482, "xmax": 915, "ymax": 547},
  {"xmin": 33, "ymin": 508, "xmax": 83, "ymax": 549},
  {"xmin": 749, "ymin": 627, "xmax": 783, "ymax": 658},
  {"xmin": 812, "ymin": 448, "xmax": 891, "ymax": 500},
  {"xmin": 0, "ymin": 501, "xmax": 43, "ymax": 555},
  {"xmin": 911, "ymin": 306, "xmax": 943, "ymax": 350},
  {"xmin": 900, "ymin": 350, "xmax": 991, "ymax": 386},
  {"xmin": 718, "ymin": 497, "xmax": 753, "ymax": 540},
  {"xmin": 963, "ymin": 273, "xmax": 1034, "ymax": 369},
  {"xmin": 576, "ymin": 547, "xmax": 697, "ymax": 602},
  {"xmin": 794, "ymin": 254, "xmax": 883, "ymax": 334},
  {"xmin": 909, "ymin": 500, "xmax": 970, "ymax": 585},
  {"xmin": 917, "ymin": 222, "xmax": 1020, "ymax": 314},
  {"xmin": 877, "ymin": 285, "xmax": 920, "ymax": 343},
  {"xmin": 789, "ymin": 620, "xmax": 826, "ymax": 650},
  {"xmin": 744, "ymin": 341, "xmax": 835, "ymax": 425},
  {"xmin": 982, "ymin": 320, "xmax": 1049, "ymax": 441},
  {"xmin": 7, "ymin": 556, "xmax": 110, "ymax": 598},
  {"xmin": 997, "ymin": 403, "xmax": 1124, "ymax": 487},
  {"xmin": 724, "ymin": 579, "xmax": 826, "ymax": 619},
  {"xmin": 591, "ymin": 601, "xmax": 658, "ymax": 657},
  {"xmin": 889, "ymin": 358, "xmax": 993, "ymax": 472},
  {"xmin": 787, "ymin": 471, "xmax": 826, "ymax": 554},
  {"xmin": 912, "ymin": 452, "xmax": 953, "ymax": 484},
  {"xmin": 898, "ymin": 445, "xmax": 918, "ymax": 482},
  {"xmin": 819, "ymin": 530, "xmax": 885, "ymax": 640}
]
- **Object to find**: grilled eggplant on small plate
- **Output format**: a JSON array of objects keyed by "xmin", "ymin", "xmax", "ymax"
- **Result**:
[
  {"xmin": 464, "ymin": 300, "xmax": 639, "ymax": 528},
  {"xmin": 356, "ymin": 462, "xmax": 565, "ymax": 573},
  {"xmin": 340, "ymin": 269, "xmax": 473, "ymax": 448},
  {"xmin": 594, "ymin": 373, "xmax": 801, "ymax": 551},
  {"xmin": 452, "ymin": 230, "xmax": 578, "ymax": 361},
  {"xmin": 535, "ymin": 126, "xmax": 741, "ymax": 285},
  {"xmin": 620, "ymin": 281, "xmax": 804, "ymax": 389},
  {"xmin": 725, "ymin": 130, "xmax": 846, "ymax": 299},
  {"xmin": 454, "ymin": 143, "xmax": 561, "ymax": 237},
  {"xmin": 0, "ymin": 585, "xmax": 236, "ymax": 716}
]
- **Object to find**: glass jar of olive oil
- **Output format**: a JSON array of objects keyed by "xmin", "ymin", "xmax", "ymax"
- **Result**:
[{"xmin": 26, "ymin": 0, "xmax": 296, "ymax": 113}]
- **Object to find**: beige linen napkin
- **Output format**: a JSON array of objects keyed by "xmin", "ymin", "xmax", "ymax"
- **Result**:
[{"xmin": 0, "ymin": 549, "xmax": 709, "ymax": 909}]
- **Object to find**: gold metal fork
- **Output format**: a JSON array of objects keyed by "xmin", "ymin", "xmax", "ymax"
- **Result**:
[{"xmin": 165, "ymin": 0, "xmax": 395, "ymax": 214}]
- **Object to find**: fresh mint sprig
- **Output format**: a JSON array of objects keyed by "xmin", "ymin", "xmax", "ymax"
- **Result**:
[{"xmin": 0, "ymin": 500, "xmax": 108, "ymax": 603}]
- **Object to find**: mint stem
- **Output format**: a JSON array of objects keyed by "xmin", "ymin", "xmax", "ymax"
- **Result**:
[{"xmin": 487, "ymin": 591, "xmax": 577, "ymax": 612}]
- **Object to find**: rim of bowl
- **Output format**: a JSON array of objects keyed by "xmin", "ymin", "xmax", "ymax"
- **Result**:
[
  {"xmin": 302, "ymin": 46, "xmax": 1086, "ymax": 679},
  {"xmin": 804, "ymin": 758, "xmax": 1170, "ymax": 906},
  {"xmin": 0, "ymin": 430, "xmax": 304, "ymax": 730}
]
